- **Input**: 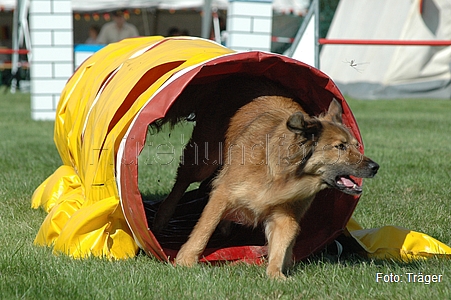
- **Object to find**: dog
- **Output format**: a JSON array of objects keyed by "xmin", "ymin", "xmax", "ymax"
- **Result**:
[
  {"xmin": 152, "ymin": 76, "xmax": 296, "ymax": 233},
  {"xmin": 175, "ymin": 96, "xmax": 379, "ymax": 279},
  {"xmin": 152, "ymin": 76, "xmax": 379, "ymax": 279}
]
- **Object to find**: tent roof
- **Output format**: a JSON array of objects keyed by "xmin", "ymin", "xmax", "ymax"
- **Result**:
[
  {"xmin": 72, "ymin": 0, "xmax": 229, "ymax": 11},
  {"xmin": 1, "ymin": 0, "xmax": 309, "ymax": 14},
  {"xmin": 320, "ymin": 0, "xmax": 451, "ymax": 99},
  {"xmin": 0, "ymin": 0, "xmax": 14, "ymax": 10}
]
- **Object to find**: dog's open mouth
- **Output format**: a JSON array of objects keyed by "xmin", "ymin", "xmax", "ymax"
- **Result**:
[{"xmin": 334, "ymin": 175, "xmax": 362, "ymax": 195}]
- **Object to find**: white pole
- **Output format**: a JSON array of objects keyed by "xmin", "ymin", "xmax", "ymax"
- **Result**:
[{"xmin": 201, "ymin": 0, "xmax": 213, "ymax": 39}]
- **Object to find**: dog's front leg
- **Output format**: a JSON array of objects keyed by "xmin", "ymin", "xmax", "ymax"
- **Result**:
[
  {"xmin": 264, "ymin": 211, "xmax": 300, "ymax": 279},
  {"xmin": 175, "ymin": 188, "xmax": 229, "ymax": 266}
]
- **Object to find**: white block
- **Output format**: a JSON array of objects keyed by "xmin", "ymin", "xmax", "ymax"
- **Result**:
[
  {"xmin": 30, "ymin": 15, "xmax": 72, "ymax": 30},
  {"xmin": 53, "ymin": 94, "xmax": 61, "ymax": 109},
  {"xmin": 228, "ymin": 33, "xmax": 271, "ymax": 50},
  {"xmin": 32, "ymin": 79, "xmax": 67, "ymax": 94},
  {"xmin": 252, "ymin": 18, "xmax": 272, "ymax": 34},
  {"xmin": 29, "ymin": 0, "xmax": 73, "ymax": 121},
  {"xmin": 52, "ymin": 1, "xmax": 72, "ymax": 13},
  {"xmin": 75, "ymin": 52, "xmax": 94, "ymax": 68},
  {"xmin": 31, "ymin": 31, "xmax": 52, "ymax": 46},
  {"xmin": 31, "ymin": 62, "xmax": 53, "ymax": 78},
  {"xmin": 229, "ymin": 2, "xmax": 272, "ymax": 18},
  {"xmin": 53, "ymin": 31, "xmax": 73, "ymax": 46},
  {"xmin": 54, "ymin": 63, "xmax": 74, "ymax": 78},
  {"xmin": 31, "ymin": 95, "xmax": 54, "ymax": 110},
  {"xmin": 228, "ymin": 16, "xmax": 252, "ymax": 32},
  {"xmin": 31, "ymin": 110, "xmax": 57, "ymax": 121},
  {"xmin": 30, "ymin": 1, "xmax": 51, "ymax": 13},
  {"xmin": 33, "ymin": 47, "xmax": 73, "ymax": 62}
]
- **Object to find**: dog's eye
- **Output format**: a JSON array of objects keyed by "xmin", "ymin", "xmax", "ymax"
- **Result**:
[{"xmin": 335, "ymin": 143, "xmax": 347, "ymax": 151}]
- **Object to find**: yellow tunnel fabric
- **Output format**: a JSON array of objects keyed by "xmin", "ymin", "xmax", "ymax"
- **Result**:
[
  {"xmin": 346, "ymin": 218, "xmax": 451, "ymax": 261},
  {"xmin": 31, "ymin": 36, "xmax": 451, "ymax": 261},
  {"xmin": 31, "ymin": 36, "xmax": 234, "ymax": 258}
]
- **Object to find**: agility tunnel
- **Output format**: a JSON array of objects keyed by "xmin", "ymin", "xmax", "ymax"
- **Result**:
[{"xmin": 32, "ymin": 36, "xmax": 451, "ymax": 263}]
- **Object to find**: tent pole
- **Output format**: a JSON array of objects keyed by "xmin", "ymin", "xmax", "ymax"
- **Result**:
[
  {"xmin": 201, "ymin": 0, "xmax": 213, "ymax": 39},
  {"xmin": 11, "ymin": 0, "xmax": 30, "ymax": 93},
  {"xmin": 314, "ymin": 0, "xmax": 320, "ymax": 69},
  {"xmin": 286, "ymin": 0, "xmax": 318, "ymax": 67},
  {"xmin": 11, "ymin": 0, "xmax": 20, "ymax": 93},
  {"xmin": 142, "ymin": 8, "xmax": 150, "ymax": 36}
]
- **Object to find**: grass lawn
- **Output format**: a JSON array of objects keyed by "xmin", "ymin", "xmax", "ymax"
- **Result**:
[{"xmin": 1, "ymin": 91, "xmax": 450, "ymax": 299}]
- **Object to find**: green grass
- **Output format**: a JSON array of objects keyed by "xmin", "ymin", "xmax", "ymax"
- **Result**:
[
  {"xmin": 138, "ymin": 121, "xmax": 197, "ymax": 202},
  {"xmin": 347, "ymin": 99, "xmax": 451, "ymax": 245},
  {"xmin": 1, "ymin": 92, "xmax": 451, "ymax": 299}
]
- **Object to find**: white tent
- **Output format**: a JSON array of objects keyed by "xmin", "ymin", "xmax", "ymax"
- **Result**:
[
  {"xmin": 320, "ymin": 0, "xmax": 451, "ymax": 99},
  {"xmin": 0, "ymin": 0, "xmax": 308, "ymax": 14},
  {"xmin": 0, "ymin": 0, "xmax": 14, "ymax": 9},
  {"xmin": 71, "ymin": 0, "xmax": 227, "ymax": 11},
  {"xmin": 1, "ymin": 0, "xmax": 224, "ymax": 10},
  {"xmin": 2, "ymin": 0, "xmax": 309, "ymax": 45}
]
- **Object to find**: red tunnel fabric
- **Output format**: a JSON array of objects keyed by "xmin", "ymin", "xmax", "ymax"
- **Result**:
[{"xmin": 117, "ymin": 50, "xmax": 363, "ymax": 264}]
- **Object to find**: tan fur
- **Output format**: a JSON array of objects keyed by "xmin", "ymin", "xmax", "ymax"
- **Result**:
[
  {"xmin": 152, "ymin": 76, "xmax": 296, "ymax": 232},
  {"xmin": 174, "ymin": 95, "xmax": 379, "ymax": 279}
]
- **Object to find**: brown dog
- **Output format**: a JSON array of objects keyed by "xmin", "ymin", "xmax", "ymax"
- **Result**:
[
  {"xmin": 173, "ymin": 94, "xmax": 379, "ymax": 279},
  {"xmin": 152, "ymin": 76, "xmax": 296, "ymax": 233}
]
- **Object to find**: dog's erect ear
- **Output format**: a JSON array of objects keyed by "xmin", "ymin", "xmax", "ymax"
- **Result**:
[
  {"xmin": 286, "ymin": 112, "xmax": 305, "ymax": 134},
  {"xmin": 287, "ymin": 112, "xmax": 322, "ymax": 140},
  {"xmin": 326, "ymin": 98, "xmax": 343, "ymax": 124}
]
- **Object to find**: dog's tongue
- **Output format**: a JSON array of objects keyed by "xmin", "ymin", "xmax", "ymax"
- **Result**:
[{"xmin": 340, "ymin": 176, "xmax": 355, "ymax": 188}]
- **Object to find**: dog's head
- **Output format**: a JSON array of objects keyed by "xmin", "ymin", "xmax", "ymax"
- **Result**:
[{"xmin": 286, "ymin": 99, "xmax": 379, "ymax": 195}]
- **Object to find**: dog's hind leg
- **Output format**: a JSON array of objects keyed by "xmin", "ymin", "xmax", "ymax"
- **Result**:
[
  {"xmin": 152, "ymin": 93, "xmax": 228, "ymax": 233},
  {"xmin": 264, "ymin": 209, "xmax": 300, "ymax": 280},
  {"xmin": 152, "ymin": 177, "xmax": 191, "ymax": 233},
  {"xmin": 152, "ymin": 135, "xmax": 220, "ymax": 233}
]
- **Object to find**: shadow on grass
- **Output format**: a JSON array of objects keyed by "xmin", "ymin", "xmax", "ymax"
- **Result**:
[{"xmin": 291, "ymin": 243, "xmax": 434, "ymax": 278}]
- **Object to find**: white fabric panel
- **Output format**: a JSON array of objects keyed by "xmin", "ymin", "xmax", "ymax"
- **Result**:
[{"xmin": 320, "ymin": 0, "xmax": 451, "ymax": 99}]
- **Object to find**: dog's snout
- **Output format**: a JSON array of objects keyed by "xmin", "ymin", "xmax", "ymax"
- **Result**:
[{"xmin": 368, "ymin": 161, "xmax": 379, "ymax": 174}]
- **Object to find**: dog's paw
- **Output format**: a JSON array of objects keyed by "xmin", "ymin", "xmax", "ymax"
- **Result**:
[
  {"xmin": 266, "ymin": 266, "xmax": 287, "ymax": 280},
  {"xmin": 175, "ymin": 251, "xmax": 198, "ymax": 267}
]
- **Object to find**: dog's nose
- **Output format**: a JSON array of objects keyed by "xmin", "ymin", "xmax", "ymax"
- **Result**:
[{"xmin": 369, "ymin": 161, "xmax": 379, "ymax": 174}]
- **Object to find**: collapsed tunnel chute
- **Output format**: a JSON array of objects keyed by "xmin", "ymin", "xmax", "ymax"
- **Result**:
[{"xmin": 31, "ymin": 36, "xmax": 451, "ymax": 262}]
